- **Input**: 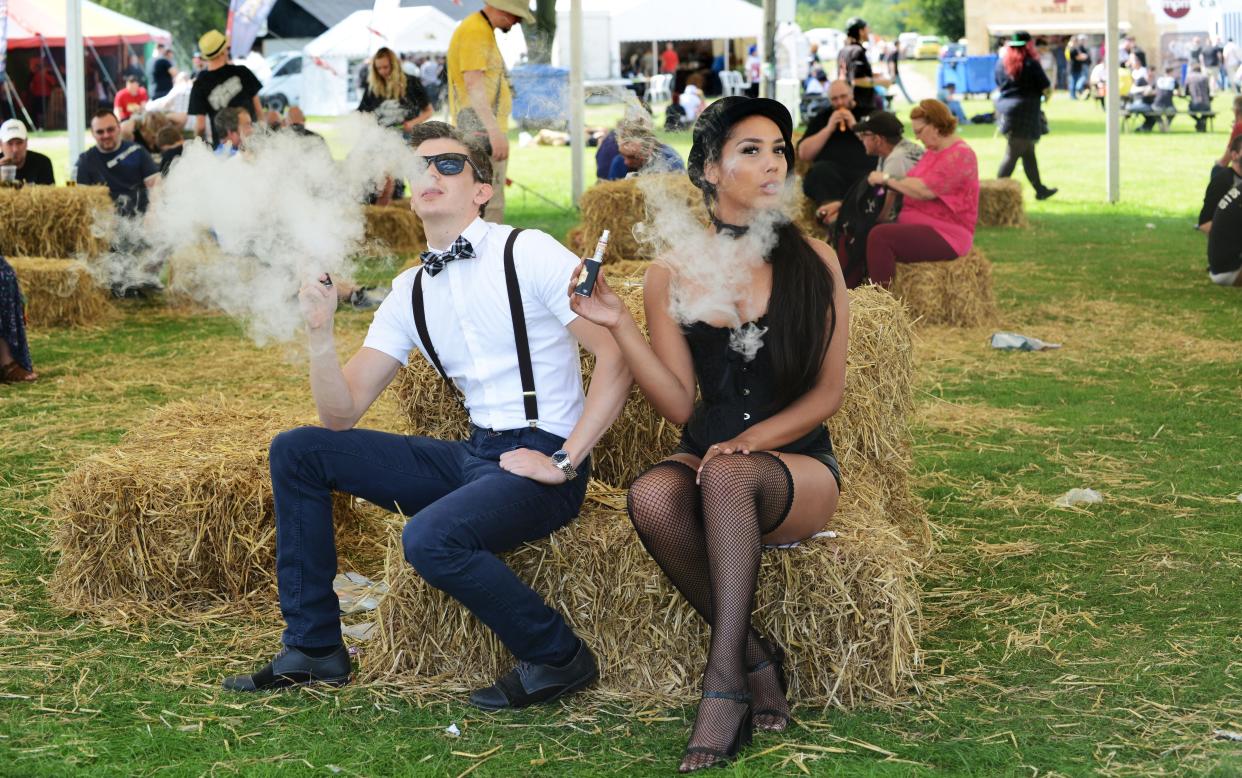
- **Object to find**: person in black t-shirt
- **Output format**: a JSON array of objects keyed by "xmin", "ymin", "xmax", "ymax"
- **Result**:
[
  {"xmin": 797, "ymin": 79, "xmax": 873, "ymax": 227},
  {"xmin": 75, "ymin": 110, "xmax": 160, "ymax": 217},
  {"xmin": 151, "ymin": 44, "xmax": 176, "ymax": 100},
  {"xmin": 836, "ymin": 17, "xmax": 886, "ymax": 115},
  {"xmin": 994, "ymin": 32, "xmax": 1057, "ymax": 200},
  {"xmin": 358, "ymin": 47, "xmax": 433, "ymax": 205},
  {"xmin": 0, "ymin": 119, "xmax": 55, "ymax": 185},
  {"xmin": 1198, "ymin": 135, "xmax": 1242, "ymax": 286},
  {"xmin": 188, "ymin": 29, "xmax": 263, "ymax": 148},
  {"xmin": 1068, "ymin": 36, "xmax": 1091, "ymax": 99}
]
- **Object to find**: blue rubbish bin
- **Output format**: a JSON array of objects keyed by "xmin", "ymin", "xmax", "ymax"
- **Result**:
[
  {"xmin": 509, "ymin": 64, "xmax": 569, "ymax": 130},
  {"xmin": 937, "ymin": 55, "xmax": 998, "ymax": 97}
]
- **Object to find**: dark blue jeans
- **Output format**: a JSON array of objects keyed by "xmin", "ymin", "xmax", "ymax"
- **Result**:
[{"xmin": 269, "ymin": 423, "xmax": 590, "ymax": 666}]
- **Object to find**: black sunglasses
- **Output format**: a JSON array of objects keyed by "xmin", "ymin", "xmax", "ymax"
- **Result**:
[{"xmin": 419, "ymin": 152, "xmax": 483, "ymax": 180}]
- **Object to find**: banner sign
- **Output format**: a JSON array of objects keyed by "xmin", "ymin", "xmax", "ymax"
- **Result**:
[{"xmin": 228, "ymin": 0, "xmax": 279, "ymax": 60}]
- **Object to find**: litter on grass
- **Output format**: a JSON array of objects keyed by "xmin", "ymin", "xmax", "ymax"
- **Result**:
[
  {"xmin": 1213, "ymin": 729, "xmax": 1242, "ymax": 742},
  {"xmin": 764, "ymin": 529, "xmax": 839, "ymax": 549},
  {"xmin": 445, "ymin": 723, "xmax": 461, "ymax": 737},
  {"xmin": 342, "ymin": 622, "xmax": 377, "ymax": 641},
  {"xmin": 991, "ymin": 332, "xmax": 1062, "ymax": 351},
  {"xmin": 334, "ymin": 572, "xmax": 389, "ymax": 615},
  {"xmin": 1055, "ymin": 488, "xmax": 1103, "ymax": 507}
]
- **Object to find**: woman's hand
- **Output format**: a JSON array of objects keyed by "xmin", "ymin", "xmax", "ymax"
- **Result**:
[
  {"xmin": 299, "ymin": 274, "xmax": 337, "ymax": 331},
  {"xmin": 568, "ymin": 264, "xmax": 630, "ymax": 331},
  {"xmin": 867, "ymin": 170, "xmax": 887, "ymax": 186},
  {"xmin": 500, "ymin": 448, "xmax": 567, "ymax": 485},
  {"xmin": 696, "ymin": 437, "xmax": 758, "ymax": 484}
]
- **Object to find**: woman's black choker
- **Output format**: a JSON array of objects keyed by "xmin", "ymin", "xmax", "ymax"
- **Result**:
[{"xmin": 710, "ymin": 214, "xmax": 749, "ymax": 239}]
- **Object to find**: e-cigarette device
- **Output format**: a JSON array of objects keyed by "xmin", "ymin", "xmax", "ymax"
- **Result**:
[{"xmin": 573, "ymin": 230, "xmax": 610, "ymax": 297}]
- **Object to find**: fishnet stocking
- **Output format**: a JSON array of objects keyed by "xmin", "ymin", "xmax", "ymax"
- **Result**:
[{"xmin": 627, "ymin": 454, "xmax": 794, "ymax": 771}]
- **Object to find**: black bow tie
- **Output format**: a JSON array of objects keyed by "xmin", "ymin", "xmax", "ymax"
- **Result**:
[{"xmin": 420, "ymin": 236, "xmax": 476, "ymax": 276}]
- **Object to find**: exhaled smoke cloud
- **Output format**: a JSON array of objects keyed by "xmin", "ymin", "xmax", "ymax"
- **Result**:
[{"xmin": 86, "ymin": 113, "xmax": 433, "ymax": 346}]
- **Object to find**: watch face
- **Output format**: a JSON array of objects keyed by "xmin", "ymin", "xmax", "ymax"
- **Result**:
[{"xmin": 552, "ymin": 450, "xmax": 569, "ymax": 465}]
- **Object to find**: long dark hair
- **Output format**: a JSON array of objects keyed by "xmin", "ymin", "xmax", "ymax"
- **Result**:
[{"xmin": 765, "ymin": 221, "xmax": 836, "ymax": 408}]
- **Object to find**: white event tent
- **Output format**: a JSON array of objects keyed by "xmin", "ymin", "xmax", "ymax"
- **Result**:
[
  {"xmin": 300, "ymin": 6, "xmax": 458, "ymax": 116},
  {"xmin": 553, "ymin": 0, "xmax": 763, "ymax": 80}
]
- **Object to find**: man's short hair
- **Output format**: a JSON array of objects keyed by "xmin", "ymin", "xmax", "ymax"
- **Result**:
[
  {"xmin": 91, "ymin": 108, "xmax": 118, "ymax": 124},
  {"xmin": 406, "ymin": 121, "xmax": 493, "ymax": 184},
  {"xmin": 156, "ymin": 126, "xmax": 182, "ymax": 148},
  {"xmin": 125, "ymin": 75, "xmax": 139, "ymax": 84},
  {"xmin": 215, "ymin": 106, "xmax": 246, "ymax": 139}
]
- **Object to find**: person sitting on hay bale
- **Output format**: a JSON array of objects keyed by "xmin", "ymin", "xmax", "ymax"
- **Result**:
[
  {"xmin": 845, "ymin": 99, "xmax": 979, "ymax": 288},
  {"xmin": 0, "ymin": 257, "xmax": 37, "ymax": 383},
  {"xmin": 0, "ymin": 119, "xmax": 55, "ymax": 185},
  {"xmin": 75, "ymin": 109, "xmax": 160, "ymax": 218},
  {"xmin": 224, "ymin": 121, "xmax": 632, "ymax": 707},
  {"xmin": 571, "ymin": 97, "xmax": 849, "ymax": 773},
  {"xmin": 602, "ymin": 116, "xmax": 685, "ymax": 181},
  {"xmin": 1197, "ymin": 134, "xmax": 1242, "ymax": 287},
  {"xmin": 797, "ymin": 80, "xmax": 873, "ymax": 229}
]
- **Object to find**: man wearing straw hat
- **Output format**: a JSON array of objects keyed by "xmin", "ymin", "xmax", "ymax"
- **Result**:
[
  {"xmin": 223, "ymin": 121, "xmax": 632, "ymax": 709},
  {"xmin": 188, "ymin": 29, "xmax": 263, "ymax": 149},
  {"xmin": 447, "ymin": 1, "xmax": 533, "ymax": 222}
]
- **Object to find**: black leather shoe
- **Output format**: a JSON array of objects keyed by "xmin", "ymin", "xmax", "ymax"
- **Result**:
[
  {"xmin": 221, "ymin": 645, "xmax": 352, "ymax": 692},
  {"xmin": 1036, "ymin": 187, "xmax": 1059, "ymax": 201},
  {"xmin": 468, "ymin": 640, "xmax": 598, "ymax": 711}
]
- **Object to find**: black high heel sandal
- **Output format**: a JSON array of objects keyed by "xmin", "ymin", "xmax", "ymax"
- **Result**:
[
  {"xmin": 679, "ymin": 690, "xmax": 754, "ymax": 772},
  {"xmin": 749, "ymin": 638, "xmax": 791, "ymax": 732}
]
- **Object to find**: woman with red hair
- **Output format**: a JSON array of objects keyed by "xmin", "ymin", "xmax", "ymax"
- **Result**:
[
  {"xmin": 994, "ymin": 32, "xmax": 1057, "ymax": 200},
  {"xmin": 856, "ymin": 99, "xmax": 979, "ymax": 288}
]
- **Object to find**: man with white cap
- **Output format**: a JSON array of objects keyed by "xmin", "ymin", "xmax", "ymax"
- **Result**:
[
  {"xmin": 0, "ymin": 120, "xmax": 55, "ymax": 186},
  {"xmin": 188, "ymin": 29, "xmax": 263, "ymax": 148},
  {"xmin": 447, "ymin": 1, "xmax": 533, "ymax": 222}
]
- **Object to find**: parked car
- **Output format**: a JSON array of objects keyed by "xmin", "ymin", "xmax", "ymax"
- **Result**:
[
  {"xmin": 915, "ymin": 35, "xmax": 943, "ymax": 59},
  {"xmin": 259, "ymin": 52, "xmax": 303, "ymax": 112},
  {"xmin": 940, "ymin": 41, "xmax": 967, "ymax": 60},
  {"xmin": 898, "ymin": 32, "xmax": 921, "ymax": 59}
]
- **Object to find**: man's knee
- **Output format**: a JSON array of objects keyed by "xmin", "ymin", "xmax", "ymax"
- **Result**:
[
  {"xmin": 269, "ymin": 426, "xmax": 329, "ymax": 479},
  {"xmin": 402, "ymin": 516, "xmax": 462, "ymax": 587}
]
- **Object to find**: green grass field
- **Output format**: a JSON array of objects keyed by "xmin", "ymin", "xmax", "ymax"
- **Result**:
[{"xmin": 2, "ymin": 91, "xmax": 1240, "ymax": 777}]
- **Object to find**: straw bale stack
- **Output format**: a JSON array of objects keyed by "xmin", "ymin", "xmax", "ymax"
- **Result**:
[
  {"xmin": 365, "ymin": 482, "xmax": 922, "ymax": 707},
  {"xmin": 789, "ymin": 189, "xmax": 823, "ymax": 239},
  {"xmin": 49, "ymin": 398, "xmax": 384, "ymax": 616},
  {"xmin": 364, "ymin": 203, "xmax": 427, "ymax": 255},
  {"xmin": 793, "ymin": 131, "xmax": 810, "ymax": 178},
  {"xmin": 569, "ymin": 174, "xmax": 708, "ymax": 263},
  {"xmin": 0, "ymin": 185, "xmax": 112, "ymax": 259},
  {"xmin": 8, "ymin": 257, "xmax": 112, "ymax": 327},
  {"xmin": 890, "ymin": 248, "xmax": 998, "ymax": 328},
  {"xmin": 977, "ymin": 178, "xmax": 1027, "ymax": 228}
]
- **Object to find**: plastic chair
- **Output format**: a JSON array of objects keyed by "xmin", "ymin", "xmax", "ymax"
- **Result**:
[
  {"xmin": 720, "ymin": 71, "xmax": 746, "ymax": 97},
  {"xmin": 648, "ymin": 74, "xmax": 672, "ymax": 103}
]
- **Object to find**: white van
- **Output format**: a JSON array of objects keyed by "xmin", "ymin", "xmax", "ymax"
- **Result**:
[{"xmin": 259, "ymin": 52, "xmax": 303, "ymax": 112}]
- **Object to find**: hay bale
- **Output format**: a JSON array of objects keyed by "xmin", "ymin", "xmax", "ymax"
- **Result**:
[
  {"xmin": 8, "ymin": 256, "xmax": 112, "ymax": 328},
  {"xmin": 364, "ymin": 204, "xmax": 427, "ymax": 255},
  {"xmin": 390, "ymin": 281, "xmax": 682, "ymax": 489},
  {"xmin": 977, "ymin": 178, "xmax": 1027, "ymax": 228},
  {"xmin": 571, "ymin": 174, "xmax": 708, "ymax": 265},
  {"xmin": 890, "ymin": 248, "xmax": 998, "ymax": 329},
  {"xmin": 0, "ymin": 185, "xmax": 112, "ymax": 259},
  {"xmin": 364, "ymin": 483, "xmax": 922, "ymax": 707},
  {"xmin": 789, "ymin": 189, "xmax": 823, "ymax": 239},
  {"xmin": 49, "ymin": 398, "xmax": 384, "ymax": 615}
]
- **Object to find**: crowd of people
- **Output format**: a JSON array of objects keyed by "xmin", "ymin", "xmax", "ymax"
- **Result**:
[{"xmin": 1, "ymin": 3, "xmax": 1238, "ymax": 773}]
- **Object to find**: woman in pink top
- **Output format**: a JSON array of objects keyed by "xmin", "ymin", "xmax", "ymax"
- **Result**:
[{"xmin": 862, "ymin": 99, "xmax": 979, "ymax": 287}]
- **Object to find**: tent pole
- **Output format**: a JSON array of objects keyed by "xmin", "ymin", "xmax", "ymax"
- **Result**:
[
  {"xmin": 39, "ymin": 36, "xmax": 69, "ymax": 93},
  {"xmin": 3, "ymin": 79, "xmax": 37, "ymax": 131},
  {"xmin": 762, "ymin": 0, "xmax": 776, "ymax": 98},
  {"xmin": 1105, "ymin": 0, "xmax": 1120, "ymax": 203},
  {"xmin": 570, "ymin": 0, "xmax": 584, "ymax": 206},
  {"xmin": 651, "ymin": 40, "xmax": 658, "ymax": 77},
  {"xmin": 67, "ymin": 0, "xmax": 86, "ymax": 177},
  {"xmin": 87, "ymin": 39, "xmax": 117, "ymax": 94}
]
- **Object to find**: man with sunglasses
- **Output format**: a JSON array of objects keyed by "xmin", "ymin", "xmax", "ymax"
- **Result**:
[
  {"xmin": 225, "ymin": 121, "xmax": 632, "ymax": 711},
  {"xmin": 75, "ymin": 109, "xmax": 160, "ymax": 217}
]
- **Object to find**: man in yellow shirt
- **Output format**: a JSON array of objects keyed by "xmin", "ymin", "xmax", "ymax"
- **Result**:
[{"xmin": 448, "ymin": 1, "xmax": 533, "ymax": 222}]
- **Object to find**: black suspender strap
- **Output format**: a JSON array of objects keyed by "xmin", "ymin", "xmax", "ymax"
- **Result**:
[
  {"xmin": 503, "ymin": 228, "xmax": 539, "ymax": 427},
  {"xmin": 409, "ymin": 229, "xmax": 538, "ymax": 427},
  {"xmin": 411, "ymin": 268, "xmax": 451, "ymax": 384}
]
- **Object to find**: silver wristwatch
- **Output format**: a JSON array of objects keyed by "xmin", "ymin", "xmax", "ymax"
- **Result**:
[{"xmin": 550, "ymin": 450, "xmax": 577, "ymax": 482}]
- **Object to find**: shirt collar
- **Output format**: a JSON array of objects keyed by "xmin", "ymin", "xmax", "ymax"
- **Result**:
[{"xmin": 428, "ymin": 216, "xmax": 489, "ymax": 254}]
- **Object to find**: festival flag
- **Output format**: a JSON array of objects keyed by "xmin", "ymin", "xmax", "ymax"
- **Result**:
[{"xmin": 228, "ymin": 0, "xmax": 279, "ymax": 60}]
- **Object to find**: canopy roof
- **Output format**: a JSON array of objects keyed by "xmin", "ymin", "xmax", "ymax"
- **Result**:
[
  {"xmin": 303, "ymin": 6, "xmax": 458, "ymax": 58},
  {"xmin": 566, "ymin": 0, "xmax": 763, "ymax": 42},
  {"xmin": 4, "ymin": 0, "xmax": 172, "ymax": 50}
]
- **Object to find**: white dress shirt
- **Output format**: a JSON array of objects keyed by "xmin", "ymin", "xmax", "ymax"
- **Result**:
[{"xmin": 364, "ymin": 217, "xmax": 585, "ymax": 439}]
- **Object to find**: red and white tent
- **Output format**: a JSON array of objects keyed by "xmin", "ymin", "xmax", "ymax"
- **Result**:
[{"xmin": 3, "ymin": 0, "xmax": 170, "ymax": 50}]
